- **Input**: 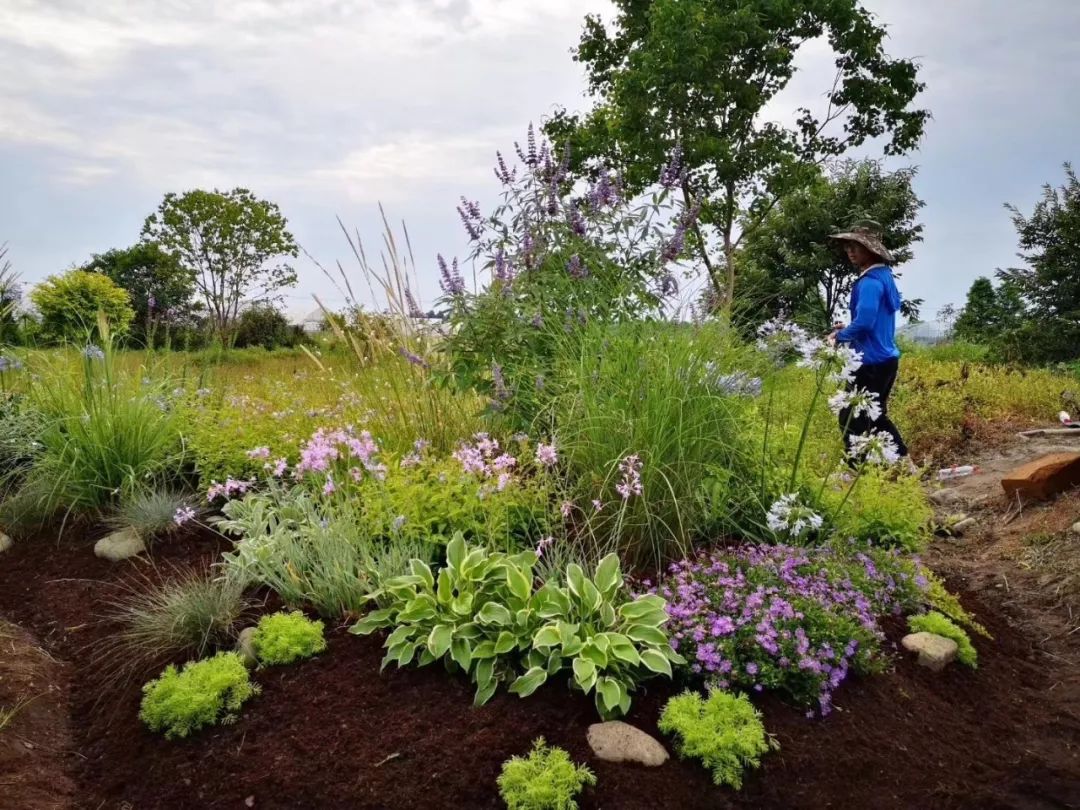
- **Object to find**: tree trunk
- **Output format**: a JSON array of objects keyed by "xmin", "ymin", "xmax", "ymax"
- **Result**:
[{"xmin": 722, "ymin": 234, "xmax": 736, "ymax": 314}]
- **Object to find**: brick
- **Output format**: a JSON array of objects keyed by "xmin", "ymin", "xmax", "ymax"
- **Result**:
[{"xmin": 1001, "ymin": 452, "xmax": 1080, "ymax": 501}]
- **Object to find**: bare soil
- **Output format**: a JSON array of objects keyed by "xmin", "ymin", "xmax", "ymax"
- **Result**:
[{"xmin": 1, "ymin": 434, "xmax": 1079, "ymax": 809}]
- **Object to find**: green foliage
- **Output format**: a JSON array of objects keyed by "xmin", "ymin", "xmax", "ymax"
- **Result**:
[
  {"xmin": 658, "ymin": 690, "xmax": 774, "ymax": 789},
  {"xmin": 252, "ymin": 610, "xmax": 327, "ymax": 665},
  {"xmin": 141, "ymin": 188, "xmax": 298, "ymax": 343},
  {"xmin": 29, "ymin": 270, "xmax": 135, "ymax": 344},
  {"xmin": 105, "ymin": 489, "xmax": 197, "ymax": 539},
  {"xmin": 996, "ymin": 163, "xmax": 1080, "ymax": 363},
  {"xmin": 81, "ymin": 242, "xmax": 198, "ymax": 345},
  {"xmin": 497, "ymin": 738, "xmax": 596, "ymax": 810},
  {"xmin": 908, "ymin": 611, "xmax": 978, "ymax": 668},
  {"xmin": 921, "ymin": 572, "xmax": 990, "ymax": 638},
  {"xmin": 350, "ymin": 534, "xmax": 681, "ymax": 718},
  {"xmin": 233, "ymin": 303, "xmax": 305, "ymax": 350},
  {"xmin": 951, "ymin": 277, "xmax": 1025, "ymax": 348},
  {"xmin": 139, "ymin": 652, "xmax": 259, "ymax": 739},
  {"xmin": 102, "ymin": 570, "xmax": 249, "ymax": 678},
  {"xmin": 0, "ymin": 393, "xmax": 44, "ymax": 480},
  {"xmin": 546, "ymin": 0, "xmax": 927, "ymax": 309},
  {"xmin": 550, "ymin": 321, "xmax": 771, "ymax": 571},
  {"xmin": 4, "ymin": 344, "xmax": 184, "ymax": 521},
  {"xmin": 0, "ymin": 243, "xmax": 21, "ymax": 344},
  {"xmin": 738, "ymin": 160, "xmax": 925, "ymax": 332},
  {"xmin": 219, "ymin": 486, "xmax": 435, "ymax": 618},
  {"xmin": 820, "ymin": 468, "xmax": 930, "ymax": 551}
]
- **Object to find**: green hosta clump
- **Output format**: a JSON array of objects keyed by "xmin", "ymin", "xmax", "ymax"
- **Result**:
[
  {"xmin": 139, "ymin": 652, "xmax": 259, "ymax": 739},
  {"xmin": 498, "ymin": 737, "xmax": 596, "ymax": 810},
  {"xmin": 908, "ymin": 611, "xmax": 977, "ymax": 668},
  {"xmin": 350, "ymin": 533, "xmax": 683, "ymax": 718},
  {"xmin": 252, "ymin": 610, "xmax": 327, "ymax": 665},
  {"xmin": 658, "ymin": 690, "xmax": 775, "ymax": 789}
]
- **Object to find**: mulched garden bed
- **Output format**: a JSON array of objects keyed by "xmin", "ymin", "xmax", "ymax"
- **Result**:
[{"xmin": 1, "ymin": 528, "xmax": 1078, "ymax": 809}]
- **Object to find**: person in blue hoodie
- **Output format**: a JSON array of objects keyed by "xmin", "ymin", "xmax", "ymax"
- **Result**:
[{"xmin": 828, "ymin": 221, "xmax": 912, "ymax": 464}]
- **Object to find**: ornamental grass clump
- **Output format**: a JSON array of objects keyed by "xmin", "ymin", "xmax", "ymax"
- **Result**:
[
  {"xmin": 497, "ymin": 737, "xmax": 596, "ymax": 810},
  {"xmin": 252, "ymin": 610, "xmax": 327, "ymax": 665},
  {"xmin": 660, "ymin": 543, "xmax": 926, "ymax": 716},
  {"xmin": 139, "ymin": 652, "xmax": 259, "ymax": 739},
  {"xmin": 658, "ymin": 690, "xmax": 774, "ymax": 789},
  {"xmin": 908, "ymin": 611, "xmax": 977, "ymax": 668}
]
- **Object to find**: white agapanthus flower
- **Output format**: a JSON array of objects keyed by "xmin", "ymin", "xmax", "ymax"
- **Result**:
[
  {"xmin": 830, "ymin": 345, "xmax": 864, "ymax": 384},
  {"xmin": 755, "ymin": 318, "xmax": 809, "ymax": 353},
  {"xmin": 828, "ymin": 387, "xmax": 882, "ymax": 421},
  {"xmin": 847, "ymin": 430, "xmax": 902, "ymax": 466},
  {"xmin": 766, "ymin": 494, "xmax": 824, "ymax": 539}
]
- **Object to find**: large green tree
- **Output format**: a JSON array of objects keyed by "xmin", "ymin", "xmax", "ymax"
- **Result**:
[
  {"xmin": 995, "ymin": 163, "xmax": 1080, "ymax": 362},
  {"xmin": 951, "ymin": 276, "xmax": 1024, "ymax": 345},
  {"xmin": 81, "ymin": 242, "xmax": 197, "ymax": 344},
  {"xmin": 141, "ymin": 188, "xmax": 298, "ymax": 342},
  {"xmin": 738, "ymin": 159, "xmax": 924, "ymax": 331},
  {"xmin": 545, "ymin": 0, "xmax": 928, "ymax": 311}
]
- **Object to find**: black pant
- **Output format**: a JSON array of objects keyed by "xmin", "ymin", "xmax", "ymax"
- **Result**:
[{"xmin": 839, "ymin": 357, "xmax": 909, "ymax": 458}]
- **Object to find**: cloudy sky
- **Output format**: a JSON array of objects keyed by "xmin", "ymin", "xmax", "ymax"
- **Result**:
[{"xmin": 2, "ymin": 0, "xmax": 1078, "ymax": 321}]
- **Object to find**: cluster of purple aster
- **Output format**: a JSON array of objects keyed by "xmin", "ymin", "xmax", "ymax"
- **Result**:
[
  {"xmin": 452, "ymin": 432, "xmax": 518, "ymax": 492},
  {"xmin": 660, "ymin": 544, "xmax": 926, "ymax": 717},
  {"xmin": 294, "ymin": 426, "xmax": 388, "ymax": 484}
]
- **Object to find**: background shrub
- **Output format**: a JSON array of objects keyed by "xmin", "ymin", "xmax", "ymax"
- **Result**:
[
  {"xmin": 252, "ymin": 610, "xmax": 326, "ymax": 665},
  {"xmin": 139, "ymin": 652, "xmax": 259, "ymax": 739},
  {"xmin": 29, "ymin": 270, "xmax": 135, "ymax": 344},
  {"xmin": 497, "ymin": 738, "xmax": 596, "ymax": 810},
  {"xmin": 658, "ymin": 690, "xmax": 773, "ymax": 789},
  {"xmin": 233, "ymin": 304, "xmax": 306, "ymax": 350}
]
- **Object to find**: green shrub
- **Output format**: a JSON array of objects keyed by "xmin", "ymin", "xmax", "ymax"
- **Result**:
[
  {"xmin": 219, "ymin": 486, "xmax": 435, "ymax": 618},
  {"xmin": 139, "ymin": 652, "xmax": 259, "ymax": 739},
  {"xmin": 658, "ymin": 690, "xmax": 774, "ymax": 789},
  {"xmin": 351, "ymin": 534, "xmax": 682, "ymax": 718},
  {"xmin": 29, "ymin": 269, "xmax": 134, "ymax": 344},
  {"xmin": 102, "ymin": 569, "xmax": 249, "ymax": 678},
  {"xmin": 908, "ymin": 611, "xmax": 977, "ymax": 668},
  {"xmin": 233, "ymin": 304, "xmax": 305, "ymax": 350},
  {"xmin": 105, "ymin": 489, "xmax": 197, "ymax": 539},
  {"xmin": 820, "ymin": 467, "xmax": 930, "ymax": 551},
  {"xmin": 550, "ymin": 321, "xmax": 770, "ymax": 571},
  {"xmin": 497, "ymin": 738, "xmax": 596, "ymax": 810},
  {"xmin": 0, "ymin": 392, "xmax": 44, "ymax": 479},
  {"xmin": 252, "ymin": 610, "xmax": 326, "ymax": 665}
]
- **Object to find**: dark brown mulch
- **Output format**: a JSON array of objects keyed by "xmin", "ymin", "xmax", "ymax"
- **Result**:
[{"xmin": 0, "ymin": 528, "xmax": 1078, "ymax": 810}]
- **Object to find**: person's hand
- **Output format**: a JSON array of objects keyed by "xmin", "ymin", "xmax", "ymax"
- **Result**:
[{"xmin": 826, "ymin": 332, "xmax": 837, "ymax": 346}]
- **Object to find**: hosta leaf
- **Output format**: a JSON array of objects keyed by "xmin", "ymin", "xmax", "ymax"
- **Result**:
[
  {"xmin": 561, "ymin": 638, "xmax": 584, "ymax": 657},
  {"xmin": 625, "ymin": 625, "xmax": 669, "ymax": 646},
  {"xmin": 386, "ymin": 625, "xmax": 414, "ymax": 648},
  {"xmin": 450, "ymin": 637, "xmax": 472, "ymax": 672},
  {"xmin": 600, "ymin": 601, "xmax": 616, "ymax": 628},
  {"xmin": 505, "ymin": 564, "xmax": 532, "ymax": 603},
  {"xmin": 349, "ymin": 608, "xmax": 394, "ymax": 635},
  {"xmin": 618, "ymin": 595, "xmax": 668, "ymax": 621},
  {"xmin": 461, "ymin": 548, "xmax": 487, "ymax": 578},
  {"xmin": 566, "ymin": 563, "xmax": 586, "ymax": 600},
  {"xmin": 477, "ymin": 602, "xmax": 513, "ymax": 626},
  {"xmin": 436, "ymin": 569, "xmax": 453, "ymax": 605},
  {"xmin": 494, "ymin": 631, "xmax": 517, "ymax": 655},
  {"xmin": 427, "ymin": 624, "xmax": 453, "ymax": 658},
  {"xmin": 446, "ymin": 533, "xmax": 466, "ymax": 572},
  {"xmin": 597, "ymin": 676, "xmax": 624, "ymax": 712},
  {"xmin": 532, "ymin": 624, "xmax": 562, "ymax": 649},
  {"xmin": 397, "ymin": 641, "xmax": 419, "ymax": 667},
  {"xmin": 573, "ymin": 657, "xmax": 597, "ymax": 692},
  {"xmin": 594, "ymin": 553, "xmax": 623, "ymax": 596},
  {"xmin": 409, "ymin": 559, "xmax": 435, "ymax": 590},
  {"xmin": 454, "ymin": 622, "xmax": 482, "ymax": 640},
  {"xmin": 474, "ymin": 658, "xmax": 495, "ymax": 689},
  {"xmin": 451, "ymin": 592, "xmax": 474, "ymax": 617},
  {"xmin": 472, "ymin": 640, "xmax": 496, "ymax": 659},
  {"xmin": 508, "ymin": 666, "xmax": 548, "ymax": 697},
  {"xmin": 578, "ymin": 579, "xmax": 602, "ymax": 613},
  {"xmin": 557, "ymin": 621, "xmax": 579, "ymax": 646},
  {"xmin": 417, "ymin": 648, "xmax": 436, "ymax": 667},
  {"xmin": 639, "ymin": 648, "xmax": 673, "ymax": 677},
  {"xmin": 473, "ymin": 678, "xmax": 498, "ymax": 706},
  {"xmin": 580, "ymin": 642, "xmax": 608, "ymax": 669}
]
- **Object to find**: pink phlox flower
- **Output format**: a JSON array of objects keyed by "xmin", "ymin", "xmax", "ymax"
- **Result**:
[{"xmin": 535, "ymin": 441, "xmax": 558, "ymax": 467}]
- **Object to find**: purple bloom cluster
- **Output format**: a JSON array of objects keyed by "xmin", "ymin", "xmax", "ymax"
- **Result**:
[
  {"xmin": 660, "ymin": 544, "xmax": 925, "ymax": 716},
  {"xmin": 566, "ymin": 254, "xmax": 588, "ymax": 280},
  {"xmin": 294, "ymin": 426, "xmax": 387, "ymax": 483},
  {"xmin": 659, "ymin": 144, "xmax": 684, "ymax": 189},
  {"xmin": 206, "ymin": 478, "xmax": 254, "ymax": 502},
  {"xmin": 457, "ymin": 197, "xmax": 483, "ymax": 242},
  {"xmin": 452, "ymin": 432, "xmax": 518, "ymax": 492},
  {"xmin": 437, "ymin": 254, "xmax": 465, "ymax": 296},
  {"xmin": 616, "ymin": 453, "xmax": 643, "ymax": 500},
  {"xmin": 398, "ymin": 346, "xmax": 430, "ymax": 370}
]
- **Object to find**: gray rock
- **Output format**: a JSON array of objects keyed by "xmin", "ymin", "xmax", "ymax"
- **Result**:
[
  {"xmin": 235, "ymin": 627, "xmax": 258, "ymax": 668},
  {"xmin": 951, "ymin": 517, "xmax": 978, "ymax": 534},
  {"xmin": 1070, "ymin": 521, "xmax": 1080, "ymax": 537},
  {"xmin": 587, "ymin": 721, "xmax": 669, "ymax": 767},
  {"xmin": 0, "ymin": 532, "xmax": 12, "ymax": 553},
  {"xmin": 93, "ymin": 527, "xmax": 146, "ymax": 561},
  {"xmin": 901, "ymin": 632, "xmax": 958, "ymax": 672},
  {"xmin": 928, "ymin": 488, "xmax": 965, "ymax": 506}
]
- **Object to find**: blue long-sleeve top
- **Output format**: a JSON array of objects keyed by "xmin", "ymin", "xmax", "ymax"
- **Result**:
[{"xmin": 835, "ymin": 265, "xmax": 902, "ymax": 365}]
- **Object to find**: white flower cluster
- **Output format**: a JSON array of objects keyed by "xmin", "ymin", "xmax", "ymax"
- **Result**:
[
  {"xmin": 766, "ymin": 494, "xmax": 824, "ymax": 539},
  {"xmin": 847, "ymin": 430, "xmax": 902, "ymax": 466},
  {"xmin": 827, "ymin": 387, "xmax": 882, "ymax": 422}
]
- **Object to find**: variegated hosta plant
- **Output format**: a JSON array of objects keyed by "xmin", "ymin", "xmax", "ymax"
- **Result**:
[{"xmin": 349, "ymin": 533, "xmax": 683, "ymax": 718}]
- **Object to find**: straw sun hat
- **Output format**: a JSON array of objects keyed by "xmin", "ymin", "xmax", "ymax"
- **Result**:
[{"xmin": 829, "ymin": 219, "xmax": 895, "ymax": 264}]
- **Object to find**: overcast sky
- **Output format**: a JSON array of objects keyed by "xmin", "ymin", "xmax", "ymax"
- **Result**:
[{"xmin": 2, "ymin": 0, "xmax": 1079, "ymax": 321}]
